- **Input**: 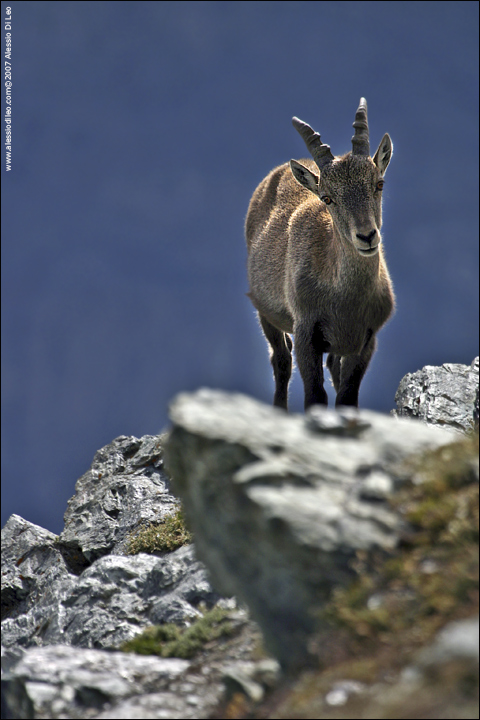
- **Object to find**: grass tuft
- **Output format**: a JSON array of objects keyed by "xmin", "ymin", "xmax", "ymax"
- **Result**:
[
  {"xmin": 126, "ymin": 508, "xmax": 193, "ymax": 555},
  {"xmin": 121, "ymin": 606, "xmax": 235, "ymax": 659}
]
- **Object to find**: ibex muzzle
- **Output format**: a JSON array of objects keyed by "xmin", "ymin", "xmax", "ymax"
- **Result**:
[{"xmin": 245, "ymin": 98, "xmax": 395, "ymax": 410}]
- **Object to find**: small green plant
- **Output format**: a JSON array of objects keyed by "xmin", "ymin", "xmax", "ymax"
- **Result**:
[
  {"xmin": 121, "ymin": 606, "xmax": 234, "ymax": 659},
  {"xmin": 126, "ymin": 508, "xmax": 193, "ymax": 555}
]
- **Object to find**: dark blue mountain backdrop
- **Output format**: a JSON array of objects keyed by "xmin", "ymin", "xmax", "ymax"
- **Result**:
[{"xmin": 2, "ymin": 1, "xmax": 478, "ymax": 534}]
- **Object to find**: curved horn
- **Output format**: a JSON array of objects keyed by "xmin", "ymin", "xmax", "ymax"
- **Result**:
[
  {"xmin": 292, "ymin": 116, "xmax": 334, "ymax": 169},
  {"xmin": 351, "ymin": 97, "xmax": 370, "ymax": 156}
]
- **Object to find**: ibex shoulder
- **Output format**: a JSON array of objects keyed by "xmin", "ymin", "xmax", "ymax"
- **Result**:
[{"xmin": 246, "ymin": 160, "xmax": 328, "ymax": 250}]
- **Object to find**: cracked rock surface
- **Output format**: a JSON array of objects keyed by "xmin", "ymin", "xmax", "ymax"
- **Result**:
[
  {"xmin": 2, "ymin": 435, "xmax": 266, "ymax": 719},
  {"xmin": 1, "ymin": 435, "xmax": 221, "ymax": 653},
  {"xmin": 165, "ymin": 391, "xmax": 456, "ymax": 669},
  {"xmin": 393, "ymin": 356, "xmax": 479, "ymax": 432}
]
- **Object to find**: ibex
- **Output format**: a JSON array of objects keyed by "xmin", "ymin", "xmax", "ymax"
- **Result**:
[{"xmin": 245, "ymin": 98, "xmax": 395, "ymax": 410}]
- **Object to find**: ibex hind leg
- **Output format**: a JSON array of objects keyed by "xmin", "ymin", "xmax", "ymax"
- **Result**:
[
  {"xmin": 335, "ymin": 333, "xmax": 377, "ymax": 407},
  {"xmin": 259, "ymin": 314, "xmax": 292, "ymax": 410}
]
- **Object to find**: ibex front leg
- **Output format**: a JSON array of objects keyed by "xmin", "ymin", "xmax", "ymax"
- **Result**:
[
  {"xmin": 294, "ymin": 321, "xmax": 329, "ymax": 409},
  {"xmin": 259, "ymin": 314, "xmax": 293, "ymax": 410},
  {"xmin": 335, "ymin": 332, "xmax": 377, "ymax": 407}
]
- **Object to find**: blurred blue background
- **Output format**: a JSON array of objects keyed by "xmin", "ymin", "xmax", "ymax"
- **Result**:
[{"xmin": 2, "ymin": 1, "xmax": 478, "ymax": 534}]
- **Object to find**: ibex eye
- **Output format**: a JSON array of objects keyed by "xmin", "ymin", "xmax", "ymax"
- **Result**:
[
  {"xmin": 321, "ymin": 196, "xmax": 332, "ymax": 205},
  {"xmin": 376, "ymin": 181, "xmax": 384, "ymax": 191}
]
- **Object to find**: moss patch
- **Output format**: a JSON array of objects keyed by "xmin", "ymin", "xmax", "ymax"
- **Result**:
[
  {"xmin": 126, "ymin": 508, "xmax": 193, "ymax": 555},
  {"xmin": 323, "ymin": 434, "xmax": 479, "ymax": 654},
  {"xmin": 121, "ymin": 606, "xmax": 235, "ymax": 659},
  {"xmin": 246, "ymin": 436, "xmax": 479, "ymax": 720}
]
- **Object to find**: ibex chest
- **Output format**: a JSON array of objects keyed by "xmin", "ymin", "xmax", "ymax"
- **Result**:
[
  {"xmin": 331, "ymin": 273, "xmax": 393, "ymax": 352},
  {"xmin": 292, "ymin": 261, "xmax": 393, "ymax": 355}
]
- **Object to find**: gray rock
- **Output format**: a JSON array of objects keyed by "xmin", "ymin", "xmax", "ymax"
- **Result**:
[
  {"xmin": 1, "ymin": 434, "xmax": 224, "ymax": 654},
  {"xmin": 95, "ymin": 692, "xmax": 208, "ymax": 719},
  {"xmin": 2, "ymin": 614, "xmax": 262, "ymax": 719},
  {"xmin": 324, "ymin": 679, "xmax": 366, "ymax": 706},
  {"xmin": 1, "ymin": 514, "xmax": 76, "ymax": 623},
  {"xmin": 2, "ymin": 645, "xmax": 190, "ymax": 720},
  {"xmin": 1, "ymin": 537, "xmax": 219, "ymax": 651},
  {"xmin": 474, "ymin": 386, "xmax": 479, "ymax": 429},
  {"xmin": 363, "ymin": 616, "xmax": 480, "ymax": 718},
  {"xmin": 1, "ymin": 432, "xmax": 261, "ymax": 719},
  {"xmin": 1, "ymin": 515, "xmax": 79, "ymax": 650},
  {"xmin": 306, "ymin": 405, "xmax": 372, "ymax": 437},
  {"xmin": 165, "ymin": 389, "xmax": 454, "ymax": 670},
  {"xmin": 221, "ymin": 658, "xmax": 281, "ymax": 704},
  {"xmin": 60, "ymin": 435, "xmax": 179, "ymax": 563},
  {"xmin": 394, "ymin": 357, "xmax": 479, "ymax": 432},
  {"xmin": 415, "ymin": 616, "xmax": 479, "ymax": 667}
]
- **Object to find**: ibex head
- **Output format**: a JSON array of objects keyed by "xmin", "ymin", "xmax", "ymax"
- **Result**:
[{"xmin": 290, "ymin": 98, "xmax": 393, "ymax": 257}]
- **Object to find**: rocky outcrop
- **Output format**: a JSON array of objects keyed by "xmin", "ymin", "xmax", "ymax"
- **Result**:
[
  {"xmin": 2, "ymin": 515, "xmax": 217, "ymax": 651},
  {"xmin": 394, "ymin": 356, "xmax": 479, "ymax": 432},
  {"xmin": 2, "ymin": 436, "xmax": 222, "ymax": 652},
  {"xmin": 59, "ymin": 434, "xmax": 178, "ymax": 563},
  {"xmin": 2, "ymin": 359, "xmax": 478, "ymax": 719},
  {"xmin": 164, "ymin": 391, "xmax": 460, "ymax": 670},
  {"xmin": 4, "ymin": 646, "xmax": 190, "ymax": 720},
  {"xmin": 2, "ymin": 436, "xmax": 265, "ymax": 719}
]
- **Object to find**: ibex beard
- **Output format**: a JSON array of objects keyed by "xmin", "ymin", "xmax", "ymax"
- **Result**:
[{"xmin": 245, "ymin": 98, "xmax": 395, "ymax": 410}]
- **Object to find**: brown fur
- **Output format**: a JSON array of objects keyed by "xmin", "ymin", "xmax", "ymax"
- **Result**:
[{"xmin": 245, "ymin": 108, "xmax": 395, "ymax": 410}]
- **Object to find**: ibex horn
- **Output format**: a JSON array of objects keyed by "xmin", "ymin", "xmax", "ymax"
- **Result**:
[
  {"xmin": 292, "ymin": 116, "xmax": 334, "ymax": 169},
  {"xmin": 351, "ymin": 97, "xmax": 370, "ymax": 156}
]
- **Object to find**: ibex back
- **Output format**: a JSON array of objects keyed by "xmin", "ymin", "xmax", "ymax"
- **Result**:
[{"xmin": 245, "ymin": 98, "xmax": 395, "ymax": 410}]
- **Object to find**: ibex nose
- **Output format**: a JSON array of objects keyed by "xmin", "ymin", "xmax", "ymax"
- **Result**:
[{"xmin": 356, "ymin": 229, "xmax": 376, "ymax": 245}]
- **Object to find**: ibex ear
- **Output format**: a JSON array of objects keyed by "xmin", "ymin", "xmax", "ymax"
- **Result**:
[
  {"xmin": 373, "ymin": 134, "xmax": 393, "ymax": 174},
  {"xmin": 290, "ymin": 160, "xmax": 319, "ymax": 195}
]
